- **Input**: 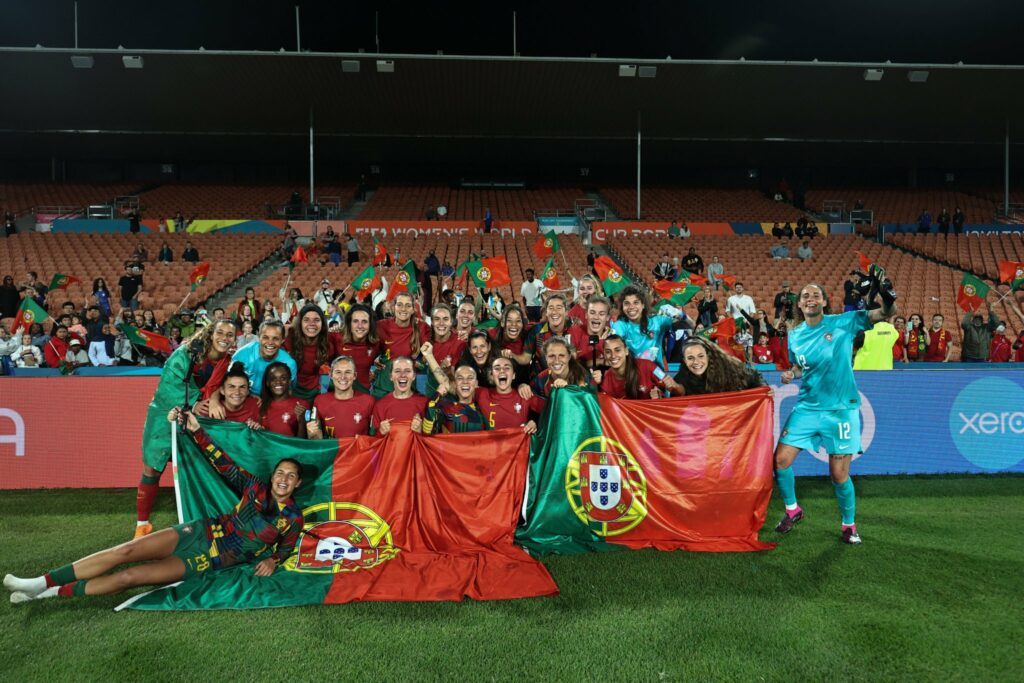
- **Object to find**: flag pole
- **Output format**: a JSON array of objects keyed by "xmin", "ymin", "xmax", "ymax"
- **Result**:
[{"xmin": 173, "ymin": 290, "xmax": 193, "ymax": 315}]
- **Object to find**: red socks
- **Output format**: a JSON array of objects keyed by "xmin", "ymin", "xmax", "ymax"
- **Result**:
[{"xmin": 136, "ymin": 473, "xmax": 161, "ymax": 523}]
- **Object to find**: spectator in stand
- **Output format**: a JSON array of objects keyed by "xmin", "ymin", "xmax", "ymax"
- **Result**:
[
  {"xmin": 29, "ymin": 322, "xmax": 48, "ymax": 349},
  {"xmin": 4, "ymin": 211, "xmax": 16, "ymax": 237},
  {"xmin": 520, "ymin": 269, "xmax": 545, "ymax": 323},
  {"xmin": 741, "ymin": 309, "xmax": 777, "ymax": 342},
  {"xmin": 936, "ymin": 209, "xmax": 951, "ymax": 236},
  {"xmin": 961, "ymin": 303, "xmax": 1001, "ymax": 362},
  {"xmin": 12, "ymin": 332, "xmax": 43, "ymax": 368},
  {"xmin": 131, "ymin": 242, "xmax": 149, "ymax": 264},
  {"xmin": 127, "ymin": 210, "xmax": 141, "ymax": 234},
  {"xmin": 167, "ymin": 326, "xmax": 183, "ymax": 352},
  {"xmin": 891, "ymin": 316, "xmax": 907, "ymax": 363},
  {"xmin": 952, "ymin": 207, "xmax": 965, "ymax": 235},
  {"xmin": 923, "ymin": 314, "xmax": 954, "ymax": 362},
  {"xmin": 679, "ymin": 222, "xmax": 691, "ymax": 238},
  {"xmin": 371, "ymin": 356, "xmax": 428, "ymax": 435},
  {"xmin": 166, "ymin": 309, "xmax": 197, "ymax": 340},
  {"xmin": 92, "ymin": 278, "xmax": 112, "ymax": 317},
  {"xmin": 118, "ymin": 263, "xmax": 144, "ymax": 310},
  {"xmin": 324, "ymin": 234, "xmax": 342, "ymax": 266},
  {"xmin": 236, "ymin": 320, "xmax": 257, "ymax": 348},
  {"xmin": 989, "ymin": 325, "xmax": 1012, "ymax": 362},
  {"xmin": 917, "ymin": 209, "xmax": 932, "ymax": 234},
  {"xmin": 770, "ymin": 241, "xmax": 791, "ymax": 260},
  {"xmin": 667, "ymin": 220, "xmax": 680, "ymax": 238},
  {"xmin": 751, "ymin": 332, "xmax": 774, "ymax": 365},
  {"xmin": 652, "ymin": 253, "xmax": 674, "ymax": 281},
  {"xmin": 157, "ymin": 242, "xmax": 173, "ymax": 264},
  {"xmin": 483, "ymin": 208, "xmax": 493, "ymax": 233},
  {"xmin": 773, "ymin": 282, "xmax": 796, "ymax": 323},
  {"xmin": 182, "ymin": 241, "xmax": 200, "ymax": 263},
  {"xmin": 1, "ymin": 275, "xmax": 18, "ymax": 319},
  {"xmin": 82, "ymin": 306, "xmax": 106, "ymax": 341},
  {"xmin": 261, "ymin": 299, "xmax": 281, "ymax": 323},
  {"xmin": 706, "ymin": 255, "xmax": 724, "ymax": 290},
  {"xmin": 797, "ymin": 241, "xmax": 813, "ymax": 261},
  {"xmin": 88, "ymin": 324, "xmax": 118, "ymax": 366},
  {"xmin": 725, "ymin": 282, "xmax": 756, "ymax": 321},
  {"xmin": 235, "ymin": 287, "xmax": 259, "ymax": 321},
  {"xmin": 65, "ymin": 338, "xmax": 89, "ymax": 370},
  {"xmin": 173, "ymin": 211, "xmax": 187, "ymax": 232},
  {"xmin": 904, "ymin": 314, "xmax": 929, "ymax": 362},
  {"xmin": 0, "ymin": 325, "xmax": 21, "ymax": 372},
  {"xmin": 842, "ymin": 277, "xmax": 863, "ymax": 312},
  {"xmin": 781, "ymin": 222, "xmax": 794, "ymax": 238},
  {"xmin": 278, "ymin": 286, "xmax": 305, "ymax": 326},
  {"xmin": 771, "ymin": 222, "xmax": 783, "ymax": 238},
  {"xmin": 312, "ymin": 279, "xmax": 335, "ymax": 312},
  {"xmin": 697, "ymin": 286, "xmax": 719, "ymax": 327},
  {"xmin": 1007, "ymin": 303, "xmax": 1024, "ymax": 361},
  {"xmin": 43, "ymin": 326, "xmax": 71, "ymax": 367},
  {"xmin": 344, "ymin": 231, "xmax": 360, "ymax": 266},
  {"xmin": 682, "ymin": 247, "xmax": 704, "ymax": 275}
]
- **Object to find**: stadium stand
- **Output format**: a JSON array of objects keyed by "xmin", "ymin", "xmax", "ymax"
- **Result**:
[
  {"xmin": 804, "ymin": 188, "xmax": 995, "ymax": 225},
  {"xmin": 0, "ymin": 232, "xmax": 280, "ymax": 325},
  {"xmin": 1, "ymin": 183, "xmax": 143, "ymax": 215},
  {"xmin": 888, "ymin": 233, "xmax": 1024, "ymax": 280},
  {"xmin": 357, "ymin": 185, "xmax": 584, "ymax": 220},
  {"xmin": 136, "ymin": 184, "xmax": 358, "ymax": 219},
  {"xmin": 600, "ymin": 187, "xmax": 805, "ymax": 222},
  {"xmin": 606, "ymin": 233, "xmax": 1022, "ymax": 359}
]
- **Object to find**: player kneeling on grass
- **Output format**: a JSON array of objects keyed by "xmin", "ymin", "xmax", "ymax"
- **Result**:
[
  {"xmin": 4, "ymin": 408, "xmax": 303, "ymax": 604},
  {"xmin": 774, "ymin": 269, "xmax": 896, "ymax": 545}
]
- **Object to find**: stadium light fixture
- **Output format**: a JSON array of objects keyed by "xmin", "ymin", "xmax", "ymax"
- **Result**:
[
  {"xmin": 863, "ymin": 69, "xmax": 884, "ymax": 82},
  {"xmin": 618, "ymin": 64, "xmax": 637, "ymax": 77},
  {"xmin": 376, "ymin": 60, "xmax": 394, "ymax": 73},
  {"xmin": 341, "ymin": 60, "xmax": 360, "ymax": 73},
  {"xmin": 638, "ymin": 66, "xmax": 657, "ymax": 78},
  {"xmin": 70, "ymin": 55, "xmax": 94, "ymax": 69},
  {"xmin": 907, "ymin": 70, "xmax": 929, "ymax": 83},
  {"xmin": 122, "ymin": 55, "xmax": 144, "ymax": 69}
]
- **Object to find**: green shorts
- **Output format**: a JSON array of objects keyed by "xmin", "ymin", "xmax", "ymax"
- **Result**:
[{"xmin": 171, "ymin": 522, "xmax": 215, "ymax": 579}]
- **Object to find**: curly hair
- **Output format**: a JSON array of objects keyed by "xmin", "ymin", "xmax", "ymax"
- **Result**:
[
  {"xmin": 288, "ymin": 304, "xmax": 332, "ymax": 367},
  {"xmin": 676, "ymin": 336, "xmax": 763, "ymax": 394},
  {"xmin": 187, "ymin": 318, "xmax": 235, "ymax": 364},
  {"xmin": 618, "ymin": 284, "xmax": 652, "ymax": 336},
  {"xmin": 495, "ymin": 303, "xmax": 526, "ymax": 346}
]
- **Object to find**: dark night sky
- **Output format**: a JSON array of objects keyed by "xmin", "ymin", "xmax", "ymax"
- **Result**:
[{"xmin": 2, "ymin": 0, "xmax": 1023, "ymax": 65}]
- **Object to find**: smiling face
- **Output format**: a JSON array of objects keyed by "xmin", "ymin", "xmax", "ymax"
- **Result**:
[
  {"xmin": 394, "ymin": 295, "xmax": 414, "ymax": 324},
  {"xmin": 546, "ymin": 298, "xmax": 567, "ymax": 330},
  {"xmin": 258, "ymin": 325, "xmax": 284, "ymax": 360},
  {"xmin": 578, "ymin": 278, "xmax": 597, "ymax": 301},
  {"xmin": 391, "ymin": 358, "xmax": 415, "ymax": 397},
  {"xmin": 453, "ymin": 366, "xmax": 478, "ymax": 402},
  {"xmin": 503, "ymin": 309, "xmax": 523, "ymax": 339},
  {"xmin": 603, "ymin": 337, "xmax": 628, "ymax": 372},
  {"xmin": 545, "ymin": 342, "xmax": 571, "ymax": 380},
  {"xmin": 266, "ymin": 365, "xmax": 291, "ymax": 399},
  {"xmin": 222, "ymin": 375, "xmax": 250, "ymax": 410},
  {"xmin": 457, "ymin": 303, "xmax": 475, "ymax": 330},
  {"xmin": 587, "ymin": 301, "xmax": 610, "ymax": 334},
  {"xmin": 331, "ymin": 358, "xmax": 356, "ymax": 394},
  {"xmin": 621, "ymin": 294, "xmax": 644, "ymax": 322},
  {"xmin": 270, "ymin": 461, "xmax": 302, "ymax": 502},
  {"xmin": 469, "ymin": 336, "xmax": 491, "ymax": 364},
  {"xmin": 349, "ymin": 310, "xmax": 370, "ymax": 341},
  {"xmin": 301, "ymin": 311, "xmax": 322, "ymax": 339},
  {"xmin": 490, "ymin": 357, "xmax": 515, "ymax": 394},
  {"xmin": 798, "ymin": 285, "xmax": 825, "ymax": 323},
  {"xmin": 431, "ymin": 308, "xmax": 452, "ymax": 339},
  {"xmin": 210, "ymin": 321, "xmax": 235, "ymax": 358},
  {"xmin": 683, "ymin": 343, "xmax": 709, "ymax": 376}
]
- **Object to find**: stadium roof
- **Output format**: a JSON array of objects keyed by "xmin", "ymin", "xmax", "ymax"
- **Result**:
[{"xmin": 2, "ymin": 47, "xmax": 1023, "ymax": 164}]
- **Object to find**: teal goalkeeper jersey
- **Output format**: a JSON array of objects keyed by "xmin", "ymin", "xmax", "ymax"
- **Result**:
[{"xmin": 787, "ymin": 310, "xmax": 870, "ymax": 411}]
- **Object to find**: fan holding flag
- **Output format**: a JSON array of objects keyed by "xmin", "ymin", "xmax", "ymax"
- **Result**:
[{"xmin": 773, "ymin": 270, "xmax": 898, "ymax": 546}]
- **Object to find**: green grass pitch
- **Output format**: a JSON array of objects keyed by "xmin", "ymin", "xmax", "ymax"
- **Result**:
[{"xmin": 1, "ymin": 475, "xmax": 1021, "ymax": 681}]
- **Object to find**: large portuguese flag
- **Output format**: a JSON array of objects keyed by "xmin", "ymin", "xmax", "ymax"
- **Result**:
[
  {"xmin": 120, "ymin": 420, "xmax": 556, "ymax": 610},
  {"xmin": 517, "ymin": 386, "xmax": 775, "ymax": 555}
]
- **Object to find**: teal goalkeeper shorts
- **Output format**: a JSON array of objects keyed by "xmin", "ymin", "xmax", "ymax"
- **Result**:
[{"xmin": 780, "ymin": 405, "xmax": 861, "ymax": 456}]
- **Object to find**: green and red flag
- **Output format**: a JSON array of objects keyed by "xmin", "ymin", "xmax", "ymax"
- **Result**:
[
  {"xmin": 351, "ymin": 264, "xmax": 381, "ymax": 302},
  {"xmin": 189, "ymin": 262, "xmax": 210, "ymax": 291},
  {"xmin": 855, "ymin": 251, "xmax": 885, "ymax": 279},
  {"xmin": 289, "ymin": 245, "xmax": 308, "ymax": 271},
  {"xmin": 998, "ymin": 259, "xmax": 1024, "ymax": 291},
  {"xmin": 699, "ymin": 316, "xmax": 738, "ymax": 341},
  {"xmin": 531, "ymin": 231, "xmax": 561, "ymax": 260},
  {"xmin": 957, "ymin": 273, "xmax": 990, "ymax": 312},
  {"xmin": 120, "ymin": 421, "xmax": 556, "ymax": 610},
  {"xmin": 121, "ymin": 324, "xmax": 173, "ymax": 354},
  {"xmin": 719, "ymin": 275, "xmax": 738, "ymax": 292},
  {"xmin": 372, "ymin": 238, "xmax": 389, "ymax": 266},
  {"xmin": 387, "ymin": 260, "xmax": 419, "ymax": 302},
  {"xmin": 47, "ymin": 273, "xmax": 80, "ymax": 291},
  {"xmin": 541, "ymin": 257, "xmax": 561, "ymax": 290},
  {"xmin": 516, "ymin": 387, "xmax": 775, "ymax": 555},
  {"xmin": 593, "ymin": 256, "xmax": 631, "ymax": 296},
  {"xmin": 11, "ymin": 297, "xmax": 48, "ymax": 333},
  {"xmin": 674, "ymin": 269, "xmax": 707, "ymax": 287},
  {"xmin": 653, "ymin": 280, "xmax": 701, "ymax": 307},
  {"xmin": 465, "ymin": 256, "xmax": 512, "ymax": 288}
]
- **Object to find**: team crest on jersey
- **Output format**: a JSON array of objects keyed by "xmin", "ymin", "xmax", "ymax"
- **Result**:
[
  {"xmin": 565, "ymin": 436, "xmax": 648, "ymax": 537},
  {"xmin": 285, "ymin": 502, "xmax": 398, "ymax": 573}
]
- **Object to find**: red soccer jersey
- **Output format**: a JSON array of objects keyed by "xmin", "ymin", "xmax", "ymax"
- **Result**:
[
  {"xmin": 196, "ymin": 395, "xmax": 261, "ymax": 424},
  {"xmin": 751, "ymin": 344, "xmax": 774, "ymax": 364},
  {"xmin": 475, "ymin": 387, "xmax": 531, "ymax": 429},
  {"xmin": 371, "ymin": 393, "xmax": 428, "ymax": 430},
  {"xmin": 1015, "ymin": 332, "xmax": 1024, "ymax": 362},
  {"xmin": 377, "ymin": 319, "xmax": 431, "ymax": 360},
  {"xmin": 568, "ymin": 303, "xmax": 587, "ymax": 326},
  {"xmin": 598, "ymin": 359, "xmax": 665, "ymax": 399},
  {"xmin": 285, "ymin": 333, "xmax": 342, "ymax": 391},
  {"xmin": 924, "ymin": 328, "xmax": 952, "ymax": 362},
  {"xmin": 989, "ymin": 335, "xmax": 1011, "ymax": 363},
  {"xmin": 313, "ymin": 391, "xmax": 375, "ymax": 437},
  {"xmin": 489, "ymin": 327, "xmax": 526, "ymax": 356},
  {"xmin": 336, "ymin": 339, "xmax": 381, "ymax": 387},
  {"xmin": 429, "ymin": 336, "xmax": 466, "ymax": 369},
  {"xmin": 567, "ymin": 326, "xmax": 607, "ymax": 366},
  {"xmin": 261, "ymin": 396, "xmax": 309, "ymax": 436}
]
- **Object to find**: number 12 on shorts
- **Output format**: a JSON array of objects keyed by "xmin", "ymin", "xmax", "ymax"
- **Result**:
[{"xmin": 837, "ymin": 422, "xmax": 851, "ymax": 440}]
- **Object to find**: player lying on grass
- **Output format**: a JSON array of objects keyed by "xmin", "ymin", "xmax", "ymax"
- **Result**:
[
  {"xmin": 773, "ymin": 268, "xmax": 897, "ymax": 545},
  {"xmin": 4, "ymin": 408, "xmax": 303, "ymax": 603}
]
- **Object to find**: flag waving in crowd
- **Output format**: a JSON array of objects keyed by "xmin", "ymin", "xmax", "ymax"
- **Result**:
[
  {"xmin": 957, "ymin": 273, "xmax": 990, "ymax": 312},
  {"xmin": 998, "ymin": 259, "xmax": 1024, "ymax": 291},
  {"xmin": 351, "ymin": 264, "xmax": 381, "ymax": 301},
  {"xmin": 189, "ymin": 262, "xmax": 210, "ymax": 291},
  {"xmin": 12, "ymin": 297, "xmax": 49, "ymax": 333},
  {"xmin": 593, "ymin": 256, "xmax": 631, "ymax": 295},
  {"xmin": 465, "ymin": 256, "xmax": 512, "ymax": 288},
  {"xmin": 387, "ymin": 260, "xmax": 419, "ymax": 301},
  {"xmin": 541, "ymin": 257, "xmax": 560, "ymax": 290},
  {"xmin": 47, "ymin": 273, "xmax": 80, "ymax": 291},
  {"xmin": 653, "ymin": 279, "xmax": 700, "ymax": 307},
  {"xmin": 532, "ymin": 231, "xmax": 560, "ymax": 260}
]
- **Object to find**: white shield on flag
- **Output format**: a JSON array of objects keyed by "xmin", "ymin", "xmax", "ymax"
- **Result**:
[{"xmin": 588, "ymin": 464, "xmax": 621, "ymax": 510}]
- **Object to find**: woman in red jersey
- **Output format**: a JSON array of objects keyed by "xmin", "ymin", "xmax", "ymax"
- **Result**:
[
  {"xmin": 373, "ymin": 292, "xmax": 430, "ymax": 398},
  {"xmin": 595, "ymin": 334, "xmax": 673, "ymax": 399},
  {"xmin": 336, "ymin": 303, "xmax": 380, "ymax": 391},
  {"xmin": 258, "ymin": 362, "xmax": 309, "ymax": 437},
  {"xmin": 306, "ymin": 356, "xmax": 376, "ymax": 439},
  {"xmin": 474, "ymin": 355, "xmax": 537, "ymax": 433},
  {"xmin": 284, "ymin": 304, "xmax": 341, "ymax": 402},
  {"xmin": 567, "ymin": 274, "xmax": 601, "ymax": 325},
  {"xmin": 194, "ymin": 362, "xmax": 262, "ymax": 428},
  {"xmin": 423, "ymin": 303, "xmax": 466, "ymax": 395},
  {"xmin": 371, "ymin": 356, "xmax": 428, "ymax": 435}
]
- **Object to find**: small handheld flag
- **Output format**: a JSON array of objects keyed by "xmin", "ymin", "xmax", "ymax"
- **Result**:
[
  {"xmin": 531, "ymin": 231, "xmax": 561, "ymax": 260},
  {"xmin": 351, "ymin": 265, "xmax": 381, "ymax": 302},
  {"xmin": 48, "ymin": 273, "xmax": 80, "ymax": 291},
  {"xmin": 189, "ymin": 262, "xmax": 210, "ymax": 291},
  {"xmin": 593, "ymin": 256, "xmax": 631, "ymax": 296},
  {"xmin": 998, "ymin": 259, "xmax": 1024, "ymax": 291},
  {"xmin": 12, "ymin": 297, "xmax": 49, "ymax": 333},
  {"xmin": 387, "ymin": 260, "xmax": 419, "ymax": 301},
  {"xmin": 956, "ymin": 273, "xmax": 990, "ymax": 312},
  {"xmin": 541, "ymin": 257, "xmax": 561, "ymax": 290},
  {"xmin": 289, "ymin": 245, "xmax": 308, "ymax": 271}
]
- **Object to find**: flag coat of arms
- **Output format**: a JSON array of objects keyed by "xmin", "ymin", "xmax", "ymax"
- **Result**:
[
  {"xmin": 11, "ymin": 297, "xmax": 48, "ymax": 333},
  {"xmin": 593, "ymin": 256, "xmax": 631, "ymax": 295},
  {"xmin": 516, "ymin": 387, "xmax": 775, "ymax": 555},
  {"xmin": 122, "ymin": 421, "xmax": 556, "ymax": 610},
  {"xmin": 675, "ymin": 269, "xmax": 707, "ymax": 287},
  {"xmin": 465, "ymin": 256, "xmax": 512, "ymax": 288},
  {"xmin": 48, "ymin": 273, "xmax": 80, "ymax": 291},
  {"xmin": 998, "ymin": 260, "xmax": 1024, "ymax": 291},
  {"xmin": 541, "ymin": 257, "xmax": 560, "ymax": 290},
  {"xmin": 653, "ymin": 280, "xmax": 700, "ymax": 307},
  {"xmin": 957, "ymin": 273, "xmax": 990, "ymax": 312}
]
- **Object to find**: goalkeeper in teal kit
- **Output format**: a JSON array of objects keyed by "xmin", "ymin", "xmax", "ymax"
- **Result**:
[{"xmin": 774, "ymin": 268, "xmax": 897, "ymax": 544}]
